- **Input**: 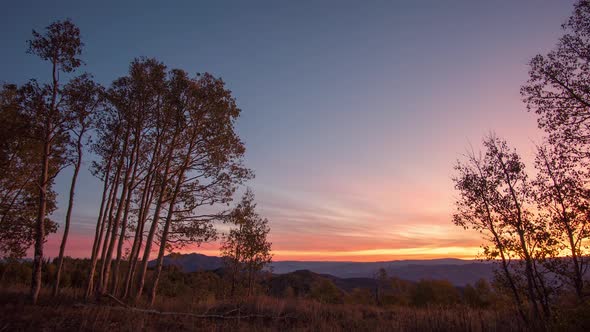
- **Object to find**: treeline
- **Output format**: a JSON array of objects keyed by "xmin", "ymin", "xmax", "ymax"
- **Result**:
[
  {"xmin": 271, "ymin": 269, "xmax": 497, "ymax": 308},
  {"xmin": 0, "ymin": 258, "xmax": 501, "ymax": 309},
  {"xmin": 0, "ymin": 20, "xmax": 271, "ymax": 305},
  {"xmin": 452, "ymin": 1, "xmax": 590, "ymax": 330}
]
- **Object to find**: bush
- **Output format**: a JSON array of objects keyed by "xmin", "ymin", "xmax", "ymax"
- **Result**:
[{"xmin": 411, "ymin": 279, "xmax": 460, "ymax": 307}]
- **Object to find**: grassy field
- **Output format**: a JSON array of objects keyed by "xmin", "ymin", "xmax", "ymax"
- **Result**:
[{"xmin": 0, "ymin": 286, "xmax": 536, "ymax": 332}]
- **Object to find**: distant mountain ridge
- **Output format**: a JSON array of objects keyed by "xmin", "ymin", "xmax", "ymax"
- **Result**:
[
  {"xmin": 277, "ymin": 258, "xmax": 496, "ymax": 286},
  {"xmin": 148, "ymin": 253, "xmax": 223, "ymax": 272},
  {"xmin": 150, "ymin": 253, "xmax": 495, "ymax": 286}
]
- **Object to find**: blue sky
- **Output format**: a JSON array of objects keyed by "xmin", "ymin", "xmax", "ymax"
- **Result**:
[{"xmin": 0, "ymin": 0, "xmax": 577, "ymax": 260}]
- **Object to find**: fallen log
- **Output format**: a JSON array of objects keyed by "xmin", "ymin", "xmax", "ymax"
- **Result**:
[{"xmin": 74, "ymin": 295, "xmax": 297, "ymax": 322}]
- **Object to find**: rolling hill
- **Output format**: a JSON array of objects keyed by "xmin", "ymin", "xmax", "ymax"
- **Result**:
[{"xmin": 150, "ymin": 253, "xmax": 495, "ymax": 286}]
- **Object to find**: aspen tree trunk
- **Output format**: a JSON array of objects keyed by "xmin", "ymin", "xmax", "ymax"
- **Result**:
[
  {"xmin": 472, "ymin": 157, "xmax": 529, "ymax": 323},
  {"xmin": 567, "ymin": 227, "xmax": 584, "ymax": 301},
  {"xmin": 135, "ymin": 130, "xmax": 179, "ymax": 301},
  {"xmin": 97, "ymin": 177, "xmax": 118, "ymax": 271},
  {"xmin": 85, "ymin": 151, "xmax": 114, "ymax": 299},
  {"xmin": 31, "ymin": 133, "xmax": 50, "ymax": 304},
  {"xmin": 134, "ymin": 176, "xmax": 168, "ymax": 300},
  {"xmin": 98, "ymin": 141, "xmax": 126, "ymax": 295},
  {"xmin": 53, "ymin": 136, "xmax": 83, "ymax": 296},
  {"xmin": 540, "ymin": 151, "xmax": 585, "ymax": 302},
  {"xmin": 101, "ymin": 129, "xmax": 131, "ymax": 294},
  {"xmin": 123, "ymin": 135, "xmax": 161, "ymax": 299},
  {"xmin": 231, "ymin": 224, "xmax": 243, "ymax": 298},
  {"xmin": 97, "ymin": 183, "xmax": 117, "ymax": 294},
  {"xmin": 122, "ymin": 173, "xmax": 153, "ymax": 299},
  {"xmin": 532, "ymin": 260, "xmax": 552, "ymax": 317},
  {"xmin": 518, "ymin": 228, "xmax": 544, "ymax": 324},
  {"xmin": 31, "ymin": 56, "xmax": 58, "ymax": 305},
  {"xmin": 149, "ymin": 151, "xmax": 191, "ymax": 305},
  {"xmin": 112, "ymin": 133, "xmax": 141, "ymax": 294},
  {"xmin": 492, "ymin": 226, "xmax": 530, "ymax": 322},
  {"xmin": 498, "ymin": 154, "xmax": 546, "ymax": 329}
]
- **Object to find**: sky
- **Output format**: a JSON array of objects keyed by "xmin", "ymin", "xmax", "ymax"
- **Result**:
[{"xmin": 0, "ymin": 0, "xmax": 578, "ymax": 261}]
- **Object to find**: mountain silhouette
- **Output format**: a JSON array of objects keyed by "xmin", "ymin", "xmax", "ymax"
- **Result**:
[{"xmin": 150, "ymin": 253, "xmax": 495, "ymax": 286}]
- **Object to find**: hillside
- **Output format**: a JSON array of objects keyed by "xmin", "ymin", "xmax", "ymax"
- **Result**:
[{"xmin": 151, "ymin": 253, "xmax": 495, "ymax": 286}]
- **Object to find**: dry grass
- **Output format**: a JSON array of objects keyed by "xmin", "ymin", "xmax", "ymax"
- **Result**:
[{"xmin": 0, "ymin": 286, "xmax": 531, "ymax": 331}]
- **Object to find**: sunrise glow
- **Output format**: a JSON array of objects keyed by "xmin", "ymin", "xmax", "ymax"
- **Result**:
[{"xmin": 9, "ymin": 1, "xmax": 575, "ymax": 263}]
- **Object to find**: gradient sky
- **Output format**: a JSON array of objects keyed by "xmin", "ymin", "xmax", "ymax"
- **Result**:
[{"xmin": 0, "ymin": 0, "xmax": 577, "ymax": 261}]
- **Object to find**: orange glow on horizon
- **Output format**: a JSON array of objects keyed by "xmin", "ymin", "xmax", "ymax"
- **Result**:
[{"xmin": 175, "ymin": 246, "xmax": 482, "ymax": 262}]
